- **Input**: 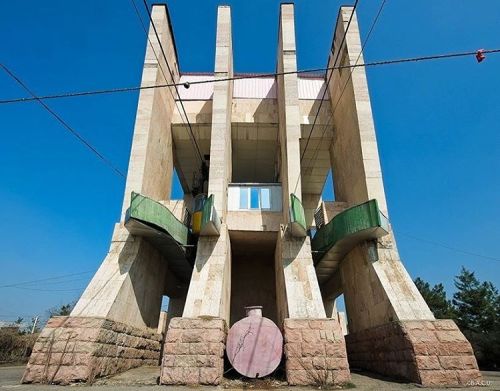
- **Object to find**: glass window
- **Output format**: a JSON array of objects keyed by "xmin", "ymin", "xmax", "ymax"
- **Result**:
[
  {"xmin": 260, "ymin": 188, "xmax": 271, "ymax": 209},
  {"xmin": 240, "ymin": 187, "xmax": 249, "ymax": 209},
  {"xmin": 250, "ymin": 188, "xmax": 260, "ymax": 209}
]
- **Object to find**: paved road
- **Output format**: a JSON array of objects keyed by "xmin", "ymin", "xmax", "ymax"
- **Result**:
[{"xmin": 1, "ymin": 366, "xmax": 499, "ymax": 390}]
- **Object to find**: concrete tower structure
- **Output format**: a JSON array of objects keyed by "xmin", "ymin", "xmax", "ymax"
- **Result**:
[{"xmin": 23, "ymin": 4, "xmax": 481, "ymax": 387}]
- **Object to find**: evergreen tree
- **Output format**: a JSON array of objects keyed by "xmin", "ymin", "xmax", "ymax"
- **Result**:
[
  {"xmin": 452, "ymin": 267, "xmax": 499, "ymax": 369},
  {"xmin": 47, "ymin": 302, "xmax": 75, "ymax": 318},
  {"xmin": 453, "ymin": 267, "xmax": 497, "ymax": 331},
  {"xmin": 414, "ymin": 277, "xmax": 454, "ymax": 319}
]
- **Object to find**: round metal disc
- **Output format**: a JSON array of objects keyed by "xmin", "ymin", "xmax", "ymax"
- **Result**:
[{"xmin": 226, "ymin": 315, "xmax": 283, "ymax": 378}]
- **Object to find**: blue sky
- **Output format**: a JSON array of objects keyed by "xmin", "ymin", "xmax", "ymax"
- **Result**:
[{"xmin": 0, "ymin": 0, "xmax": 499, "ymax": 323}]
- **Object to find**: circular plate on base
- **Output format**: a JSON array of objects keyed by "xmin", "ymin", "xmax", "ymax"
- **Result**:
[{"xmin": 226, "ymin": 314, "xmax": 283, "ymax": 378}]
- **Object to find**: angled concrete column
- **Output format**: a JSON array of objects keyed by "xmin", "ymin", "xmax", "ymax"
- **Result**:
[
  {"xmin": 326, "ymin": 7, "xmax": 480, "ymax": 386},
  {"xmin": 68, "ymin": 4, "xmax": 181, "ymax": 330},
  {"xmin": 327, "ymin": 4, "xmax": 433, "ymax": 334},
  {"xmin": 23, "ymin": 6, "xmax": 180, "ymax": 384},
  {"xmin": 161, "ymin": 7, "xmax": 233, "ymax": 386},
  {"xmin": 207, "ymin": 5, "xmax": 233, "ymax": 222}
]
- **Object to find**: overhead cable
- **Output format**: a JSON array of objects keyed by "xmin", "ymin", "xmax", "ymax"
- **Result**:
[
  {"xmin": 1, "ymin": 49, "xmax": 498, "ymax": 105},
  {"xmin": 0, "ymin": 64, "xmax": 126, "ymax": 179},
  {"xmin": 300, "ymin": 0, "xmax": 360, "ymax": 163}
]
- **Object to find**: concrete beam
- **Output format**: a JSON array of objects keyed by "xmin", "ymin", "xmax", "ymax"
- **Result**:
[
  {"xmin": 121, "ymin": 5, "xmax": 178, "ymax": 220},
  {"xmin": 207, "ymin": 5, "xmax": 233, "ymax": 221}
]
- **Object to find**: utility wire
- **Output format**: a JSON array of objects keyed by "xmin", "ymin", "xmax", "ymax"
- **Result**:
[
  {"xmin": 0, "ymin": 271, "xmax": 93, "ymax": 289},
  {"xmin": 2, "ymin": 49, "xmax": 498, "ymax": 105},
  {"xmin": 304, "ymin": 0, "xmax": 387, "ymax": 179},
  {"xmin": 130, "ymin": 0, "xmax": 204, "ymax": 166},
  {"xmin": 140, "ymin": 0, "xmax": 205, "ymax": 165},
  {"xmin": 300, "ymin": 0, "xmax": 359, "ymax": 163},
  {"xmin": 398, "ymin": 232, "xmax": 500, "ymax": 262},
  {"xmin": 12, "ymin": 286, "xmax": 83, "ymax": 292},
  {"xmin": 0, "ymin": 64, "xmax": 126, "ymax": 179}
]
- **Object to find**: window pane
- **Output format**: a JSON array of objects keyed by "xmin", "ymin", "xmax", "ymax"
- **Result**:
[
  {"xmin": 250, "ymin": 188, "xmax": 259, "ymax": 209},
  {"xmin": 261, "ymin": 188, "xmax": 271, "ymax": 209},
  {"xmin": 240, "ymin": 188, "xmax": 248, "ymax": 209}
]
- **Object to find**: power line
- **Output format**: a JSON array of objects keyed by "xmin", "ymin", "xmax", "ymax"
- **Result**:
[
  {"xmin": 304, "ymin": 0, "xmax": 387, "ymax": 181},
  {"xmin": 11, "ymin": 286, "xmax": 83, "ymax": 292},
  {"xmin": 398, "ymin": 232, "xmax": 500, "ymax": 262},
  {"xmin": 2, "ymin": 49, "xmax": 498, "ymax": 105},
  {"xmin": 139, "ymin": 0, "xmax": 205, "ymax": 166},
  {"xmin": 130, "ymin": 0, "xmax": 205, "ymax": 167},
  {"xmin": 300, "ymin": 0, "xmax": 359, "ymax": 164},
  {"xmin": 0, "ymin": 271, "xmax": 93, "ymax": 289},
  {"xmin": 0, "ymin": 64, "xmax": 126, "ymax": 179}
]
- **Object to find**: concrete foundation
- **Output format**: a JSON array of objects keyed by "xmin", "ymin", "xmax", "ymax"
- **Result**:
[
  {"xmin": 22, "ymin": 316, "xmax": 161, "ymax": 384},
  {"xmin": 284, "ymin": 318, "xmax": 350, "ymax": 386},
  {"xmin": 345, "ymin": 319, "xmax": 481, "ymax": 386},
  {"xmin": 160, "ymin": 318, "xmax": 226, "ymax": 385}
]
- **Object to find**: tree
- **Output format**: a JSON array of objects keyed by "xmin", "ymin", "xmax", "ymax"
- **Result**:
[
  {"xmin": 13, "ymin": 317, "xmax": 23, "ymax": 326},
  {"xmin": 453, "ymin": 267, "xmax": 497, "ymax": 331},
  {"xmin": 47, "ymin": 302, "xmax": 75, "ymax": 318},
  {"xmin": 452, "ymin": 267, "xmax": 500, "ymax": 369},
  {"xmin": 414, "ymin": 277, "xmax": 454, "ymax": 319}
]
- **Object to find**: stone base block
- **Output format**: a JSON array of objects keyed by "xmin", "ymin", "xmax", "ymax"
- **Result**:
[
  {"xmin": 160, "ymin": 317, "xmax": 226, "ymax": 385},
  {"xmin": 346, "ymin": 319, "xmax": 481, "ymax": 387},
  {"xmin": 22, "ymin": 316, "xmax": 161, "ymax": 384},
  {"xmin": 283, "ymin": 318, "xmax": 351, "ymax": 386}
]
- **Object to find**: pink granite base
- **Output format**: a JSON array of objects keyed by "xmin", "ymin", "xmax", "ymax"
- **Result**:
[
  {"xmin": 345, "ymin": 319, "xmax": 481, "ymax": 387},
  {"xmin": 283, "ymin": 318, "xmax": 351, "ymax": 386},
  {"xmin": 160, "ymin": 317, "xmax": 226, "ymax": 385},
  {"xmin": 22, "ymin": 316, "xmax": 161, "ymax": 384}
]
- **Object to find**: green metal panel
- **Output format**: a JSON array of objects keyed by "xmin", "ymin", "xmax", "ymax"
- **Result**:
[
  {"xmin": 290, "ymin": 193, "xmax": 307, "ymax": 237},
  {"xmin": 201, "ymin": 194, "xmax": 214, "ymax": 228},
  {"xmin": 200, "ymin": 194, "xmax": 221, "ymax": 236},
  {"xmin": 312, "ymin": 199, "xmax": 389, "ymax": 264},
  {"xmin": 127, "ymin": 192, "xmax": 189, "ymax": 245}
]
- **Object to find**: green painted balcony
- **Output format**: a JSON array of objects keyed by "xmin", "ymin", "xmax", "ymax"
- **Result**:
[
  {"xmin": 125, "ymin": 192, "xmax": 194, "ymax": 282},
  {"xmin": 312, "ymin": 199, "xmax": 390, "ymax": 284}
]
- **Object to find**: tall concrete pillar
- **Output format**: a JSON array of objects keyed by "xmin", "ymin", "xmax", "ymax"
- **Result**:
[
  {"xmin": 22, "ymin": 5, "xmax": 180, "ymax": 384},
  {"xmin": 208, "ymin": 6, "xmax": 233, "ymax": 222},
  {"xmin": 160, "ymin": 6, "xmax": 233, "ymax": 386},
  {"xmin": 121, "ymin": 5, "xmax": 178, "ymax": 220},
  {"xmin": 276, "ymin": 4, "xmax": 301, "ymax": 223},
  {"xmin": 326, "ymin": 7, "xmax": 480, "ymax": 386},
  {"xmin": 276, "ymin": 4, "xmax": 350, "ymax": 386}
]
